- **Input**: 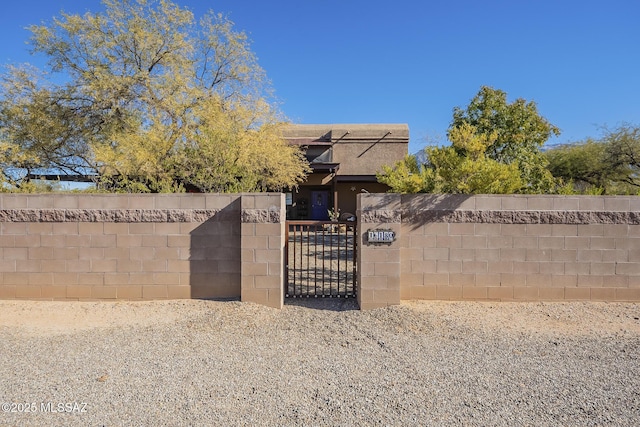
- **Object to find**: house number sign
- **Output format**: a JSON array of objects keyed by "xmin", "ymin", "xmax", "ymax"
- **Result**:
[{"xmin": 366, "ymin": 229, "xmax": 396, "ymax": 244}]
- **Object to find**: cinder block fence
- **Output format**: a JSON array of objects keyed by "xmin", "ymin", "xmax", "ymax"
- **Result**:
[
  {"xmin": 357, "ymin": 194, "xmax": 640, "ymax": 308},
  {"xmin": 1, "ymin": 193, "xmax": 639, "ymax": 309},
  {"xmin": 0, "ymin": 193, "xmax": 284, "ymax": 308}
]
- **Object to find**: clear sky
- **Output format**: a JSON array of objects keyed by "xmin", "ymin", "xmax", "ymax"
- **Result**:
[{"xmin": 1, "ymin": 0, "xmax": 639, "ymax": 153}]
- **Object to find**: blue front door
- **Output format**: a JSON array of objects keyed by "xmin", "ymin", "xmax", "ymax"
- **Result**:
[{"xmin": 310, "ymin": 191, "xmax": 329, "ymax": 220}]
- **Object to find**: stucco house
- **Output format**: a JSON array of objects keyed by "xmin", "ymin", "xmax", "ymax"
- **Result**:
[{"xmin": 282, "ymin": 123, "xmax": 409, "ymax": 220}]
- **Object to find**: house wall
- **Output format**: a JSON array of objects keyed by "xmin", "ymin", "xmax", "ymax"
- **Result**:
[
  {"xmin": 333, "ymin": 141, "xmax": 407, "ymax": 176},
  {"xmin": 282, "ymin": 123, "xmax": 409, "ymax": 220},
  {"xmin": 288, "ymin": 182, "xmax": 390, "ymax": 220},
  {"xmin": 357, "ymin": 194, "xmax": 640, "ymax": 309},
  {"xmin": 336, "ymin": 182, "xmax": 390, "ymax": 217},
  {"xmin": 282, "ymin": 123, "xmax": 409, "ymax": 177}
]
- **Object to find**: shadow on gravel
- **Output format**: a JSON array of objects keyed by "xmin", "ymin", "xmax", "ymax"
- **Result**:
[{"xmin": 284, "ymin": 297, "xmax": 359, "ymax": 312}]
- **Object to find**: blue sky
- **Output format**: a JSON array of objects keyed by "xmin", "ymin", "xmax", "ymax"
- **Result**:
[{"xmin": 1, "ymin": 0, "xmax": 639, "ymax": 153}]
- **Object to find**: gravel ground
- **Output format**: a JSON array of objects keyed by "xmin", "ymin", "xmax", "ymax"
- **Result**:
[{"xmin": 0, "ymin": 299, "xmax": 639, "ymax": 426}]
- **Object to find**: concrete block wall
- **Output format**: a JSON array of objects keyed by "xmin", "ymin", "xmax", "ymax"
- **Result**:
[
  {"xmin": 398, "ymin": 194, "xmax": 640, "ymax": 302},
  {"xmin": 0, "ymin": 194, "xmax": 245, "ymax": 300},
  {"xmin": 240, "ymin": 194, "xmax": 285, "ymax": 309},
  {"xmin": 357, "ymin": 194, "xmax": 402, "ymax": 309},
  {"xmin": 4, "ymin": 192, "xmax": 639, "ymax": 308}
]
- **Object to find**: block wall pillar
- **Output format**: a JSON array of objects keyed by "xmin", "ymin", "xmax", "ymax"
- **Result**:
[
  {"xmin": 357, "ymin": 194, "xmax": 402, "ymax": 310},
  {"xmin": 240, "ymin": 194, "xmax": 285, "ymax": 309}
]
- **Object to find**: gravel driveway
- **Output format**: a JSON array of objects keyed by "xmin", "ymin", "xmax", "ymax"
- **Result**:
[{"xmin": 1, "ymin": 299, "xmax": 639, "ymax": 426}]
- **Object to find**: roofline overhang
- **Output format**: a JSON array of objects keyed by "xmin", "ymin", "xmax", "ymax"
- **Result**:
[
  {"xmin": 334, "ymin": 175, "xmax": 380, "ymax": 183},
  {"xmin": 309, "ymin": 162, "xmax": 340, "ymax": 173},
  {"xmin": 282, "ymin": 124, "xmax": 409, "ymax": 145}
]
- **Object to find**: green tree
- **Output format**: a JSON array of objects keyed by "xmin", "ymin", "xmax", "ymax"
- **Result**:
[
  {"xmin": 430, "ymin": 123, "xmax": 523, "ymax": 194},
  {"xmin": 545, "ymin": 124, "xmax": 640, "ymax": 194},
  {"xmin": 376, "ymin": 154, "xmax": 433, "ymax": 194},
  {"xmin": 544, "ymin": 140, "xmax": 609, "ymax": 193},
  {"xmin": 0, "ymin": 65, "xmax": 96, "ymax": 190},
  {"xmin": 172, "ymin": 108, "xmax": 309, "ymax": 192},
  {"xmin": 378, "ymin": 123, "xmax": 522, "ymax": 194},
  {"xmin": 451, "ymin": 86, "xmax": 560, "ymax": 193},
  {"xmin": 378, "ymin": 86, "xmax": 557, "ymax": 195},
  {"xmin": 0, "ymin": 0, "xmax": 308, "ymax": 192},
  {"xmin": 602, "ymin": 124, "xmax": 640, "ymax": 190}
]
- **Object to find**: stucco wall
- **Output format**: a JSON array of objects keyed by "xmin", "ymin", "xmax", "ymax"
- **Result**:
[
  {"xmin": 332, "ymin": 141, "xmax": 407, "ymax": 176},
  {"xmin": 336, "ymin": 182, "xmax": 389, "ymax": 216},
  {"xmin": 282, "ymin": 123, "xmax": 409, "ymax": 177}
]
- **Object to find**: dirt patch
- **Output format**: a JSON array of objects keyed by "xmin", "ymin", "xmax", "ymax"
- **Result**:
[
  {"xmin": 403, "ymin": 300, "xmax": 640, "ymax": 337},
  {"xmin": 1, "ymin": 299, "xmax": 638, "ymax": 339},
  {"xmin": 0, "ymin": 300, "xmax": 198, "ymax": 337}
]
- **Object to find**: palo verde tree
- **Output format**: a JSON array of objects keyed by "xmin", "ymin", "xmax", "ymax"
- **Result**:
[
  {"xmin": 378, "ymin": 86, "xmax": 557, "ymax": 194},
  {"xmin": 0, "ymin": 0, "xmax": 309, "ymax": 192},
  {"xmin": 378, "ymin": 123, "xmax": 522, "ymax": 194},
  {"xmin": 545, "ymin": 124, "xmax": 640, "ymax": 194}
]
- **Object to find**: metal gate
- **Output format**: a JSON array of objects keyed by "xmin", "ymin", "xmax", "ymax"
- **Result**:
[{"xmin": 285, "ymin": 221, "xmax": 357, "ymax": 298}]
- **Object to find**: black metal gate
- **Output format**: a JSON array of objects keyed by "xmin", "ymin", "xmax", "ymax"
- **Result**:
[{"xmin": 285, "ymin": 221, "xmax": 357, "ymax": 298}]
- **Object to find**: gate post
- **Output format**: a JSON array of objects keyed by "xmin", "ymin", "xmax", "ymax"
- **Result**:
[
  {"xmin": 357, "ymin": 194, "xmax": 402, "ymax": 310},
  {"xmin": 240, "ymin": 194, "xmax": 285, "ymax": 309}
]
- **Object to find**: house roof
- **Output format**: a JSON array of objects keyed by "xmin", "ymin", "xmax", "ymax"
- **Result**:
[{"xmin": 282, "ymin": 124, "xmax": 409, "ymax": 145}]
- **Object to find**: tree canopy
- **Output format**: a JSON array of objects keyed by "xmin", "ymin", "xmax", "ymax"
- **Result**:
[
  {"xmin": 545, "ymin": 124, "xmax": 640, "ymax": 194},
  {"xmin": 0, "ymin": 0, "xmax": 309, "ymax": 192},
  {"xmin": 378, "ymin": 123, "xmax": 522, "ymax": 194},
  {"xmin": 378, "ymin": 86, "xmax": 558, "ymax": 194},
  {"xmin": 451, "ymin": 86, "xmax": 560, "ymax": 193}
]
